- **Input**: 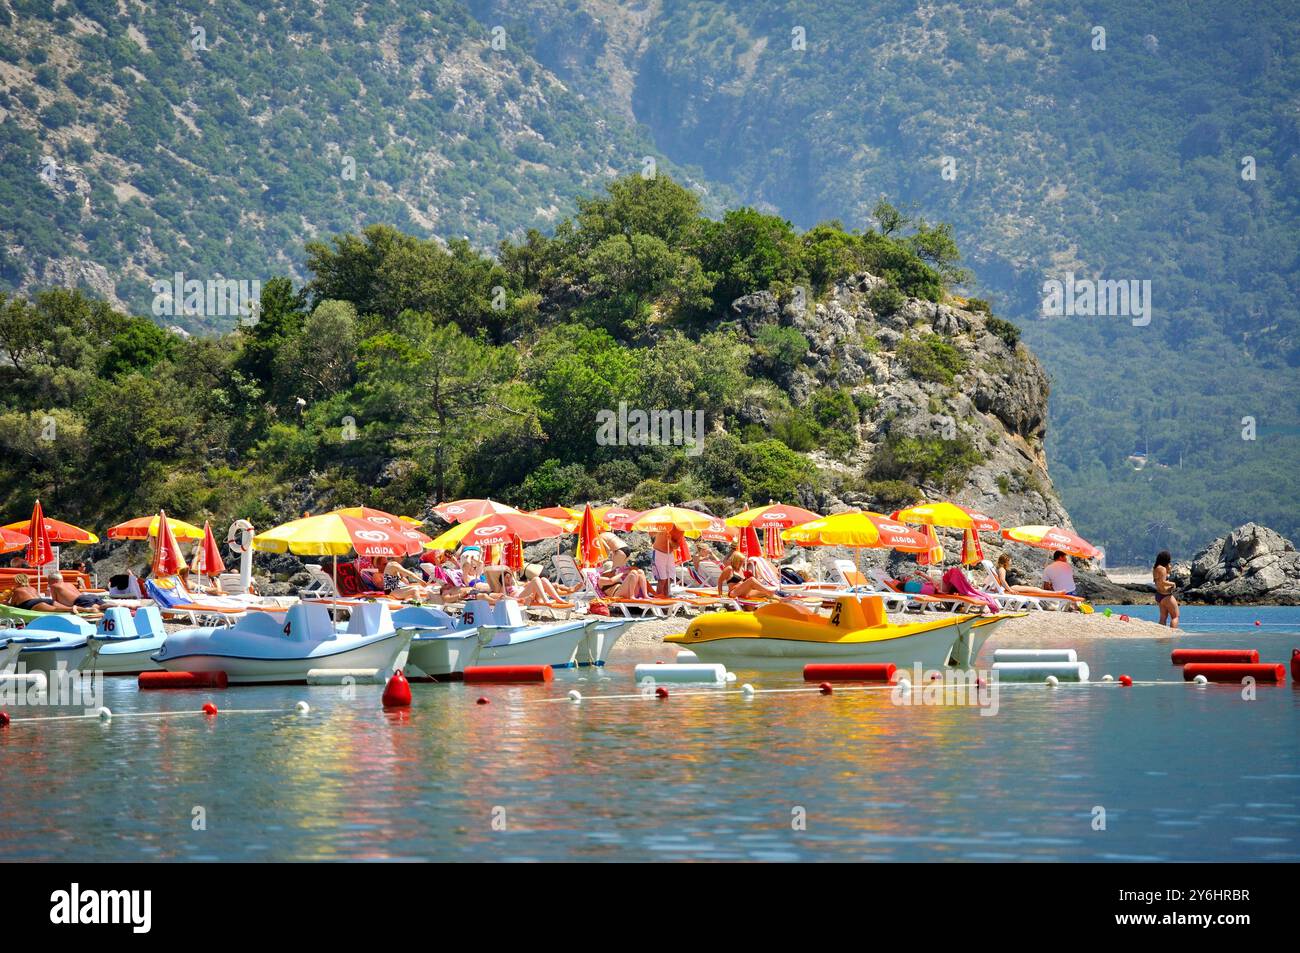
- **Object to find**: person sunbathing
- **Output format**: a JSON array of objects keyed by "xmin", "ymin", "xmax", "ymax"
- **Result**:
[
  {"xmin": 7, "ymin": 574, "xmax": 86, "ymax": 614},
  {"xmin": 598, "ymin": 548, "xmax": 652, "ymax": 600},
  {"xmin": 490, "ymin": 566, "xmax": 573, "ymax": 606},
  {"xmin": 46, "ymin": 569, "xmax": 109, "ymax": 611},
  {"xmin": 716, "ymin": 552, "xmax": 788, "ymax": 601},
  {"xmin": 371, "ymin": 556, "xmax": 433, "ymax": 601}
]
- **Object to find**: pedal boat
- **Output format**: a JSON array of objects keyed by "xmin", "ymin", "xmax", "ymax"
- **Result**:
[
  {"xmin": 153, "ymin": 602, "xmax": 411, "ymax": 684},
  {"xmin": 0, "ymin": 635, "xmax": 21, "ymax": 672},
  {"xmin": 8, "ymin": 614, "xmax": 99, "ymax": 674},
  {"xmin": 87, "ymin": 605, "xmax": 167, "ymax": 675},
  {"xmin": 394, "ymin": 599, "xmax": 590, "ymax": 678},
  {"xmin": 665, "ymin": 594, "xmax": 976, "ymax": 669}
]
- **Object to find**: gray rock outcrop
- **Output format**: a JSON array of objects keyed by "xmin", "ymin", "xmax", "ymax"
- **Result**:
[{"xmin": 1181, "ymin": 523, "xmax": 1300, "ymax": 604}]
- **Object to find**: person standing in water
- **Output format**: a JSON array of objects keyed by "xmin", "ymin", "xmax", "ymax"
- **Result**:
[{"xmin": 1153, "ymin": 550, "xmax": 1179, "ymax": 628}]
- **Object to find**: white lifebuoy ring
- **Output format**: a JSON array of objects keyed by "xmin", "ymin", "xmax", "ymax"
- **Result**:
[{"xmin": 227, "ymin": 519, "xmax": 255, "ymax": 554}]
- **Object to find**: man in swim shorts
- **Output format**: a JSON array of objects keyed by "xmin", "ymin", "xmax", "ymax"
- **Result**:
[{"xmin": 651, "ymin": 525, "xmax": 684, "ymax": 598}]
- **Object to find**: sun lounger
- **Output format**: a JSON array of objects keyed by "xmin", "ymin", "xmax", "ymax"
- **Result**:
[{"xmin": 977, "ymin": 559, "xmax": 1082, "ymax": 611}]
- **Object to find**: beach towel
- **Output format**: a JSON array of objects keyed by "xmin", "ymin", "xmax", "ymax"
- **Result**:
[
  {"xmin": 335, "ymin": 562, "xmax": 381, "ymax": 597},
  {"xmin": 942, "ymin": 567, "xmax": 1000, "ymax": 613}
]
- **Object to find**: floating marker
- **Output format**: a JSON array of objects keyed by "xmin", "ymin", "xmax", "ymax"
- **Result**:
[
  {"xmin": 1171, "ymin": 649, "xmax": 1259, "ymax": 665},
  {"xmin": 741, "ymin": 683, "xmax": 755, "ymax": 696},
  {"xmin": 1193, "ymin": 674, "xmax": 1208, "ymax": 686},
  {"xmin": 1182, "ymin": 663, "xmax": 1286, "ymax": 684},
  {"xmin": 804, "ymin": 663, "xmax": 896, "ymax": 682},
  {"xmin": 1292, "ymin": 649, "xmax": 1299, "ymax": 684},
  {"xmin": 994, "ymin": 649, "xmax": 1078, "ymax": 663},
  {"xmin": 97, "ymin": 706, "xmax": 112, "ymax": 721},
  {"xmin": 819, "ymin": 682, "xmax": 833, "ymax": 695},
  {"xmin": 633, "ymin": 663, "xmax": 727, "ymax": 684},
  {"xmin": 1119, "ymin": 675, "xmax": 1133, "ymax": 687},
  {"xmin": 992, "ymin": 661, "xmax": 1090, "ymax": 683},
  {"xmin": 307, "ymin": 668, "xmax": 383, "ymax": 685},
  {"xmin": 381, "ymin": 669, "xmax": 412, "ymax": 707},
  {"xmin": 1102, "ymin": 674, "xmax": 1114, "ymax": 682},
  {"xmin": 476, "ymin": 696, "xmax": 489, "ymax": 705},
  {"xmin": 0, "ymin": 710, "xmax": 8, "ymax": 727},
  {"xmin": 896, "ymin": 678, "xmax": 912, "ymax": 692},
  {"xmin": 464, "ymin": 665, "xmax": 553, "ymax": 684},
  {"xmin": 296, "ymin": 700, "xmax": 311, "ymax": 714},
  {"xmin": 202, "ymin": 702, "xmax": 218, "ymax": 716},
  {"xmin": 655, "ymin": 686, "xmax": 669, "ymax": 699},
  {"xmin": 567, "ymin": 689, "xmax": 582, "ymax": 703},
  {"xmin": 139, "ymin": 671, "xmax": 228, "ymax": 690},
  {"xmin": 1119, "ymin": 615, "xmax": 1130, "ymax": 622},
  {"xmin": 674, "ymin": 650, "xmax": 699, "ymax": 663}
]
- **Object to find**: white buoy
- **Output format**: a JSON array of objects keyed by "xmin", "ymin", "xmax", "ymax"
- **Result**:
[
  {"xmin": 992, "ymin": 661, "xmax": 1090, "ymax": 683},
  {"xmin": 896, "ymin": 678, "xmax": 913, "ymax": 692},
  {"xmin": 632, "ymin": 663, "xmax": 727, "ymax": 684},
  {"xmin": 1193, "ymin": 674, "xmax": 1208, "ymax": 686},
  {"xmin": 1045, "ymin": 675, "xmax": 1060, "ymax": 687},
  {"xmin": 296, "ymin": 700, "xmax": 311, "ymax": 714},
  {"xmin": 674, "ymin": 649, "xmax": 699, "ymax": 663},
  {"xmin": 741, "ymin": 683, "xmax": 755, "ymax": 696},
  {"xmin": 567, "ymin": 689, "xmax": 582, "ymax": 702},
  {"xmin": 724, "ymin": 671, "xmax": 737, "ymax": 683},
  {"xmin": 1102, "ymin": 674, "xmax": 1114, "ymax": 681},
  {"xmin": 97, "ymin": 706, "xmax": 112, "ymax": 721},
  {"xmin": 994, "ymin": 648, "xmax": 1078, "ymax": 663}
]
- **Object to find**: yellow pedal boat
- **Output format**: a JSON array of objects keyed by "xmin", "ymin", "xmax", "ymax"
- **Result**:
[{"xmin": 665, "ymin": 595, "xmax": 1001, "ymax": 669}]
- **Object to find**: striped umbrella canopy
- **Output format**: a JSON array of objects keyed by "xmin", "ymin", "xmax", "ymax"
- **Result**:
[
  {"xmin": 629, "ymin": 506, "xmax": 714, "ymax": 534},
  {"xmin": 0, "ymin": 526, "xmax": 30, "ymax": 554},
  {"xmin": 891, "ymin": 501, "xmax": 1000, "ymax": 532},
  {"xmin": 254, "ymin": 508, "xmax": 431, "ymax": 557}
]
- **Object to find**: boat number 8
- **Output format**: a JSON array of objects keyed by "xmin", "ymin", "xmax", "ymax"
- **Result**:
[{"xmin": 830, "ymin": 603, "xmax": 842, "ymax": 626}]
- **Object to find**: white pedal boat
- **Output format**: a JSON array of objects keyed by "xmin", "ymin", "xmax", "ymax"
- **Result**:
[
  {"xmin": 153, "ymin": 602, "xmax": 411, "ymax": 684},
  {"xmin": 87, "ymin": 605, "xmax": 167, "ymax": 675},
  {"xmin": 394, "ymin": 599, "xmax": 591, "ymax": 678},
  {"xmin": 9, "ymin": 614, "xmax": 99, "ymax": 674}
]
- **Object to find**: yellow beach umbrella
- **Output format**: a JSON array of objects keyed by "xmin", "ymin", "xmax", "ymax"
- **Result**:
[
  {"xmin": 253, "ymin": 508, "xmax": 431, "ymax": 557},
  {"xmin": 782, "ymin": 511, "xmax": 931, "ymax": 551},
  {"xmin": 107, "ymin": 514, "xmax": 206, "ymax": 541},
  {"xmin": 629, "ymin": 506, "xmax": 715, "ymax": 534}
]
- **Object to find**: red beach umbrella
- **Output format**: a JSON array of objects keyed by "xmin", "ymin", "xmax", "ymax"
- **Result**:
[
  {"xmin": 152, "ymin": 508, "xmax": 185, "ymax": 577},
  {"xmin": 191, "ymin": 520, "xmax": 227, "ymax": 577}
]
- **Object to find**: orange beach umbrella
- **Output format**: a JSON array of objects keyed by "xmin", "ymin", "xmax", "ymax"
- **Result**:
[
  {"xmin": 0, "ymin": 526, "xmax": 30, "ymax": 554},
  {"xmin": 152, "ymin": 509, "xmax": 185, "ymax": 576},
  {"xmin": 190, "ymin": 520, "xmax": 226, "ymax": 577},
  {"xmin": 1001, "ymin": 525, "xmax": 1100, "ymax": 559},
  {"xmin": 433, "ymin": 499, "xmax": 520, "ymax": 523},
  {"xmin": 108, "ymin": 514, "xmax": 206, "ymax": 541}
]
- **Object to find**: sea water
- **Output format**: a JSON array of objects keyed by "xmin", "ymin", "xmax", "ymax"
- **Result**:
[{"xmin": 0, "ymin": 605, "xmax": 1296, "ymax": 861}]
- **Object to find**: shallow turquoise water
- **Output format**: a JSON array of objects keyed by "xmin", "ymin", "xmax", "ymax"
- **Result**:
[{"xmin": 1, "ymin": 605, "xmax": 1297, "ymax": 861}]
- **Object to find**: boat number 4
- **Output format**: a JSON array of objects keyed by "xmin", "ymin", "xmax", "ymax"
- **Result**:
[
  {"xmin": 829, "ymin": 603, "xmax": 842, "ymax": 627},
  {"xmin": 283, "ymin": 622, "xmax": 292, "ymax": 636}
]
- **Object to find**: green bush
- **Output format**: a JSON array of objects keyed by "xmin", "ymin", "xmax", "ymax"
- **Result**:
[
  {"xmin": 871, "ymin": 433, "xmax": 983, "ymax": 492},
  {"xmin": 867, "ymin": 285, "xmax": 905, "ymax": 317},
  {"xmin": 855, "ymin": 479, "xmax": 923, "ymax": 510},
  {"xmin": 897, "ymin": 333, "xmax": 968, "ymax": 384},
  {"xmin": 985, "ymin": 315, "xmax": 1021, "ymax": 348}
]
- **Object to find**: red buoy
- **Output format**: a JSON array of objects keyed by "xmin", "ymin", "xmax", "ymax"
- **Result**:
[
  {"xmin": 0, "ymin": 711, "xmax": 9, "ymax": 727},
  {"xmin": 138, "ymin": 671, "xmax": 228, "ymax": 689},
  {"xmin": 819, "ymin": 682, "xmax": 833, "ymax": 695},
  {"xmin": 202, "ymin": 702, "xmax": 218, "ymax": 716},
  {"xmin": 1182, "ymin": 663, "xmax": 1287, "ymax": 684},
  {"xmin": 1119, "ymin": 614, "xmax": 1130, "ymax": 622},
  {"xmin": 476, "ymin": 696, "xmax": 490, "ymax": 705},
  {"xmin": 382, "ymin": 669, "xmax": 412, "ymax": 708},
  {"xmin": 1255, "ymin": 620, "xmax": 1262, "ymax": 627},
  {"xmin": 464, "ymin": 665, "xmax": 553, "ymax": 684},
  {"xmin": 1291, "ymin": 649, "xmax": 1299, "ymax": 684},
  {"xmin": 655, "ymin": 686, "xmax": 669, "ymax": 699},
  {"xmin": 1171, "ymin": 648, "xmax": 1259, "ymax": 665},
  {"xmin": 804, "ymin": 663, "xmax": 896, "ymax": 682},
  {"xmin": 1119, "ymin": 674, "xmax": 1133, "ymax": 686}
]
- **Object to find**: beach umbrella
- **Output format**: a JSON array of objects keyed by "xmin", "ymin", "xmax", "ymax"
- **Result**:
[
  {"xmin": 686, "ymin": 518, "xmax": 737, "ymax": 543},
  {"xmin": 427, "ymin": 512, "xmax": 565, "ymax": 551},
  {"xmin": 740, "ymin": 524, "xmax": 762, "ymax": 558},
  {"xmin": 917, "ymin": 525, "xmax": 944, "ymax": 566},
  {"xmin": 592, "ymin": 506, "xmax": 642, "ymax": 531},
  {"xmin": 22, "ymin": 500, "xmax": 55, "ymax": 582},
  {"xmin": 891, "ymin": 501, "xmax": 1000, "ymax": 533},
  {"xmin": 1001, "ymin": 525, "xmax": 1100, "ymax": 559},
  {"xmin": 107, "ymin": 514, "xmax": 206, "ymax": 541},
  {"xmin": 725, "ymin": 503, "xmax": 821, "ymax": 530},
  {"xmin": 152, "ymin": 509, "xmax": 185, "ymax": 577},
  {"xmin": 781, "ymin": 510, "xmax": 932, "ymax": 551},
  {"xmin": 576, "ymin": 504, "xmax": 601, "ymax": 568},
  {"xmin": 190, "ymin": 520, "xmax": 226, "ymax": 577},
  {"xmin": 4, "ymin": 509, "xmax": 99, "ymax": 545},
  {"xmin": 432, "ymin": 499, "xmax": 520, "ymax": 523},
  {"xmin": 530, "ymin": 506, "xmax": 581, "ymax": 529},
  {"xmin": 254, "ymin": 508, "xmax": 431, "ymax": 557},
  {"xmin": 0, "ymin": 526, "xmax": 30, "ymax": 554},
  {"xmin": 629, "ymin": 506, "xmax": 714, "ymax": 534}
]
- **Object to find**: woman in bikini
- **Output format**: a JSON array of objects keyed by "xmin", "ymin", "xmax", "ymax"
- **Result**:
[
  {"xmin": 598, "ymin": 547, "xmax": 652, "ymax": 600},
  {"xmin": 1153, "ymin": 550, "xmax": 1179, "ymax": 628},
  {"xmin": 716, "ymin": 551, "xmax": 786, "ymax": 602}
]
